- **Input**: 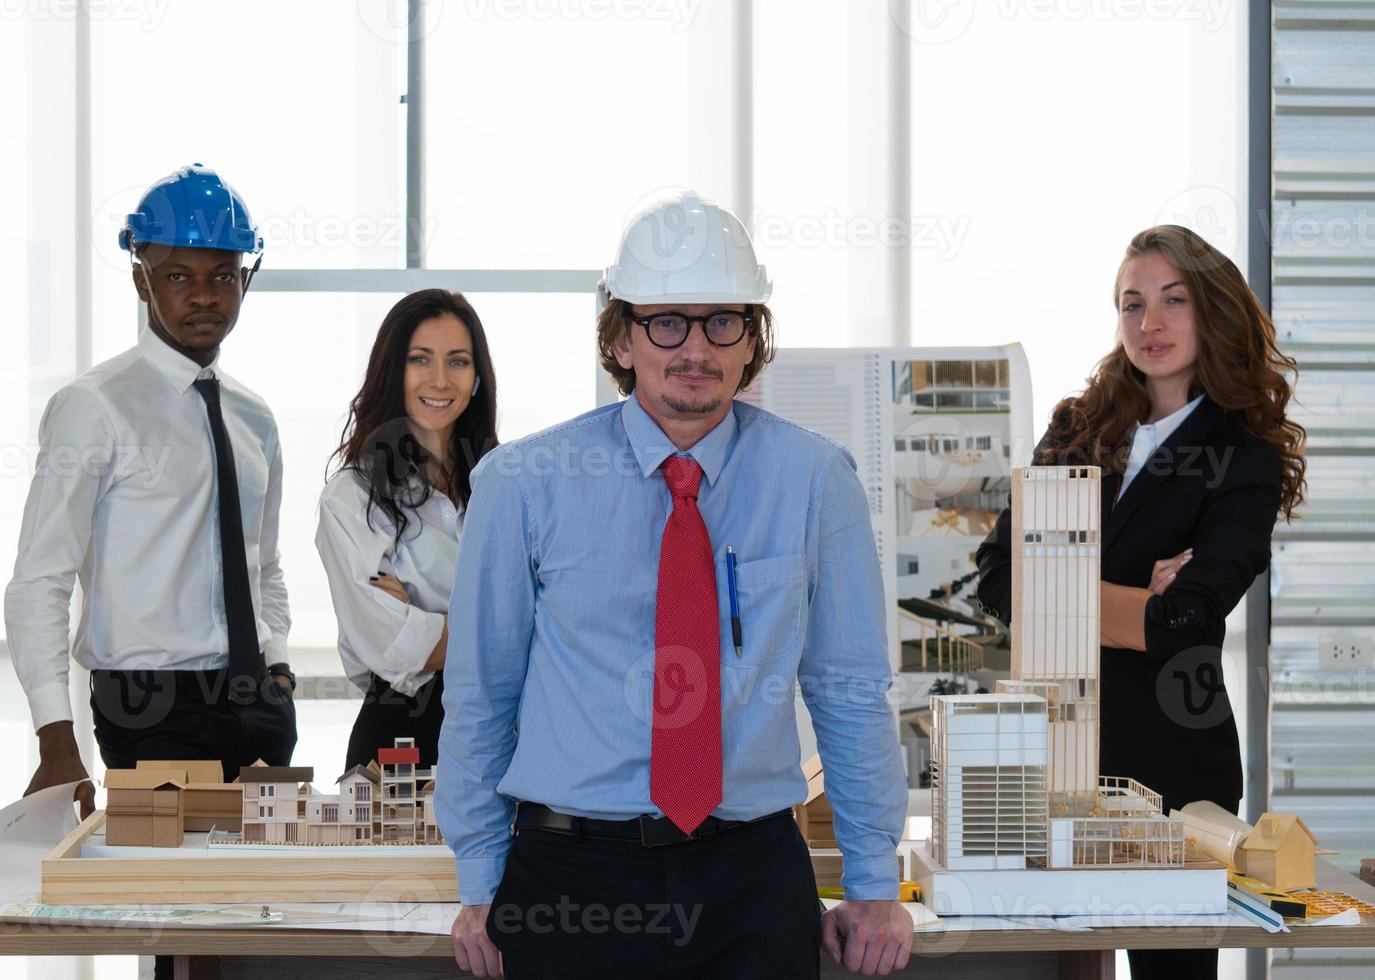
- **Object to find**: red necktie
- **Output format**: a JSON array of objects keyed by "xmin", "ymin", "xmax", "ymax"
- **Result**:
[{"xmin": 651, "ymin": 456, "xmax": 723, "ymax": 834}]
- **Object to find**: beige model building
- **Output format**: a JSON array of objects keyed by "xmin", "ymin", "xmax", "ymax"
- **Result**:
[
  {"xmin": 379, "ymin": 737, "xmax": 431, "ymax": 843},
  {"xmin": 306, "ymin": 764, "xmax": 380, "ymax": 844},
  {"xmin": 240, "ymin": 763, "xmax": 313, "ymax": 844},
  {"xmin": 928, "ymin": 466, "xmax": 1192, "ymax": 902},
  {"xmin": 1003, "ymin": 465, "xmax": 1101, "ymax": 816},
  {"xmin": 930, "ymin": 693, "xmax": 1048, "ymax": 870},
  {"xmin": 136, "ymin": 759, "xmax": 242, "ymax": 832},
  {"xmin": 792, "ymin": 753, "xmax": 836, "ymax": 848},
  {"xmin": 222, "ymin": 741, "xmax": 442, "ymax": 846},
  {"xmin": 1238, "ymin": 813, "xmax": 1319, "ymax": 890},
  {"xmin": 104, "ymin": 770, "xmax": 185, "ymax": 848},
  {"xmin": 419, "ymin": 779, "xmax": 442, "ymax": 845}
]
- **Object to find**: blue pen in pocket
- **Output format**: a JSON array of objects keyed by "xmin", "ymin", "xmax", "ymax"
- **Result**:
[{"xmin": 725, "ymin": 546, "xmax": 743, "ymax": 658}]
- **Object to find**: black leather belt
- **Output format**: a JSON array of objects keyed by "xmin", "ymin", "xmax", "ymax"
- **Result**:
[{"xmin": 515, "ymin": 802, "xmax": 792, "ymax": 848}]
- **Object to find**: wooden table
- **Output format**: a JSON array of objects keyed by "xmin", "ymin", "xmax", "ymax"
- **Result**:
[{"xmin": 3, "ymin": 862, "xmax": 1371, "ymax": 979}]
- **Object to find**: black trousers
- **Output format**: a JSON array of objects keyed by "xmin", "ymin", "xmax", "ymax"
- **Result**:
[
  {"xmin": 345, "ymin": 672, "xmax": 444, "ymax": 770},
  {"xmin": 487, "ymin": 809, "xmax": 822, "ymax": 979},
  {"xmin": 1125, "ymin": 796, "xmax": 1241, "ymax": 980},
  {"xmin": 90, "ymin": 667, "xmax": 297, "ymax": 782}
]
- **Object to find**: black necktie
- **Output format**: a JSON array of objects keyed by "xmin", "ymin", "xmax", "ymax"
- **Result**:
[{"xmin": 193, "ymin": 377, "xmax": 262, "ymax": 700}]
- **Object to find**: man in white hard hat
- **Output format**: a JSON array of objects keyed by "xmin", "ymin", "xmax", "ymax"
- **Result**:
[{"xmin": 439, "ymin": 191, "xmax": 911, "ymax": 978}]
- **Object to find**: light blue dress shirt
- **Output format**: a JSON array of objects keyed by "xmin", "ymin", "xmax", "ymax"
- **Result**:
[{"xmin": 437, "ymin": 391, "xmax": 906, "ymax": 905}]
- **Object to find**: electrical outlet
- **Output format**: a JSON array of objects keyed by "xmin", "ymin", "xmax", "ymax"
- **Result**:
[{"xmin": 1319, "ymin": 635, "xmax": 1373, "ymax": 669}]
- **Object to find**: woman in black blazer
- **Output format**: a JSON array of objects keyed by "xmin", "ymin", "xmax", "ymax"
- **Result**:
[{"xmin": 976, "ymin": 225, "xmax": 1305, "ymax": 980}]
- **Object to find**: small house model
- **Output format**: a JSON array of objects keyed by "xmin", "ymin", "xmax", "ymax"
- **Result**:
[
  {"xmin": 104, "ymin": 770, "xmax": 185, "ymax": 848},
  {"xmin": 136, "ymin": 759, "xmax": 242, "ymax": 832},
  {"xmin": 240, "ymin": 763, "xmax": 314, "ymax": 844},
  {"xmin": 1238, "ymin": 813, "xmax": 1319, "ymax": 891},
  {"xmin": 306, "ymin": 764, "xmax": 380, "ymax": 844}
]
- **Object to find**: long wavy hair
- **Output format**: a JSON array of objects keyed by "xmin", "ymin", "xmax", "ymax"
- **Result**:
[
  {"xmin": 1041, "ymin": 225, "xmax": 1306, "ymax": 521},
  {"xmin": 329, "ymin": 289, "xmax": 499, "ymax": 545}
]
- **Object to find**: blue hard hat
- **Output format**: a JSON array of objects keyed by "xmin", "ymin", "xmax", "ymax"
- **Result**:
[{"xmin": 118, "ymin": 163, "xmax": 263, "ymax": 255}]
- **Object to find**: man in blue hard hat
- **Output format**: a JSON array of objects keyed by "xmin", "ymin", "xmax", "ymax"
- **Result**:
[{"xmin": 6, "ymin": 164, "xmax": 296, "ymax": 817}]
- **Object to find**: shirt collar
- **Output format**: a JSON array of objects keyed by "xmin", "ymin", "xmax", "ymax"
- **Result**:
[
  {"xmin": 137, "ymin": 326, "xmax": 220, "ymax": 393},
  {"xmin": 620, "ymin": 390, "xmax": 738, "ymax": 487},
  {"xmin": 1137, "ymin": 393, "xmax": 1205, "ymax": 444}
]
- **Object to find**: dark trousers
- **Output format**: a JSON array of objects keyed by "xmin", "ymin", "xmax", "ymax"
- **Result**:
[
  {"xmin": 487, "ymin": 809, "xmax": 822, "ymax": 979},
  {"xmin": 90, "ymin": 667, "xmax": 297, "ymax": 782},
  {"xmin": 345, "ymin": 672, "xmax": 444, "ymax": 770},
  {"xmin": 1126, "ymin": 797, "xmax": 1241, "ymax": 980}
]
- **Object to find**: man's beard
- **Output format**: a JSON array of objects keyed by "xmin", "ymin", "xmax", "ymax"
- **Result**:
[{"xmin": 662, "ymin": 392, "xmax": 725, "ymax": 416}]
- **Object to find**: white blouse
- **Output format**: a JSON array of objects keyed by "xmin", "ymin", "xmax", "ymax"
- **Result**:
[
  {"xmin": 1117, "ymin": 394, "xmax": 1205, "ymax": 500},
  {"xmin": 315, "ymin": 468, "xmax": 461, "ymax": 696}
]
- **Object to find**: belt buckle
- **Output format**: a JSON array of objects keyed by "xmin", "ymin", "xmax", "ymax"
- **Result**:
[{"xmin": 638, "ymin": 814, "xmax": 693, "ymax": 848}]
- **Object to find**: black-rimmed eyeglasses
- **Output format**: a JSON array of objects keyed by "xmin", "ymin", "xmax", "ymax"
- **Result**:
[{"xmin": 627, "ymin": 309, "xmax": 754, "ymax": 349}]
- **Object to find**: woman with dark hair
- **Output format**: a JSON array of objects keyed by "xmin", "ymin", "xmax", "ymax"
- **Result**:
[
  {"xmin": 316, "ymin": 289, "xmax": 498, "ymax": 769},
  {"xmin": 976, "ymin": 225, "xmax": 1305, "ymax": 980}
]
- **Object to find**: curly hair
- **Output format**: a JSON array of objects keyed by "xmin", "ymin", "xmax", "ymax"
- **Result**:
[
  {"xmin": 1042, "ymin": 225, "xmax": 1306, "ymax": 521},
  {"xmin": 596, "ymin": 299, "xmax": 777, "ymax": 396}
]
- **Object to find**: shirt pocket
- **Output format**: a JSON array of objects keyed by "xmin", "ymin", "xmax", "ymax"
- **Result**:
[{"xmin": 718, "ymin": 553, "xmax": 805, "ymax": 668}]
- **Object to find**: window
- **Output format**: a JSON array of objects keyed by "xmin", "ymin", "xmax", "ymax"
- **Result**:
[
  {"xmin": 356, "ymin": 784, "xmax": 370, "ymax": 802},
  {"xmin": 322, "ymin": 804, "xmax": 338, "ymax": 824},
  {"xmin": 262, "ymin": 785, "xmax": 275, "ymax": 798}
]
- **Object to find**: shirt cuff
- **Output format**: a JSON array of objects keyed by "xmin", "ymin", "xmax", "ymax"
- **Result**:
[
  {"xmin": 456, "ymin": 855, "xmax": 510, "ymax": 906},
  {"xmin": 264, "ymin": 635, "xmax": 290, "ymax": 667},
  {"xmin": 838, "ymin": 853, "xmax": 901, "ymax": 901},
  {"xmin": 382, "ymin": 608, "xmax": 445, "ymax": 696},
  {"xmin": 27, "ymin": 681, "xmax": 74, "ymax": 733}
]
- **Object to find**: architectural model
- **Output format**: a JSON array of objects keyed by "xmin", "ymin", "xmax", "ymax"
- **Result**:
[
  {"xmin": 234, "ymin": 737, "xmax": 442, "ymax": 846},
  {"xmin": 917, "ymin": 466, "xmax": 1225, "ymax": 915},
  {"xmin": 99, "ymin": 738, "xmax": 443, "ymax": 849},
  {"xmin": 104, "ymin": 770, "xmax": 185, "ymax": 848},
  {"xmin": 136, "ymin": 759, "xmax": 242, "ymax": 832},
  {"xmin": 793, "ymin": 753, "xmax": 836, "ymax": 848}
]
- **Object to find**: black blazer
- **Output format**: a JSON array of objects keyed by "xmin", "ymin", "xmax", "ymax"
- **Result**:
[{"xmin": 975, "ymin": 396, "xmax": 1282, "ymax": 812}]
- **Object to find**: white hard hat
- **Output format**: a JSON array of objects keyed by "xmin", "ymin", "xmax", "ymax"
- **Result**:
[{"xmin": 599, "ymin": 191, "xmax": 772, "ymax": 307}]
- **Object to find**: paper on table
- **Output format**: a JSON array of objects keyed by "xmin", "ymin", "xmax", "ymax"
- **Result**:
[
  {"xmin": 0, "ymin": 780, "xmax": 84, "ymax": 906},
  {"xmin": 819, "ymin": 900, "xmax": 940, "ymax": 930},
  {"xmin": 1299, "ymin": 908, "xmax": 1361, "ymax": 927},
  {"xmin": 0, "ymin": 900, "xmax": 461, "ymax": 935}
]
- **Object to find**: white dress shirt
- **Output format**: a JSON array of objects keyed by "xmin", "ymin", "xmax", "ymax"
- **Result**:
[
  {"xmin": 1117, "ymin": 394, "xmax": 1205, "ymax": 500},
  {"xmin": 315, "ymin": 468, "xmax": 460, "ymax": 697},
  {"xmin": 4, "ymin": 328, "xmax": 290, "ymax": 732}
]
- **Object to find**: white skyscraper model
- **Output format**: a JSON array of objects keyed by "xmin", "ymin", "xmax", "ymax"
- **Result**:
[{"xmin": 917, "ymin": 467, "xmax": 1218, "ymax": 915}]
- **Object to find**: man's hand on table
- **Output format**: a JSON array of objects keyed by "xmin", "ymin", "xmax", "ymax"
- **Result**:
[
  {"xmin": 822, "ymin": 898, "xmax": 914, "ymax": 975},
  {"xmin": 452, "ymin": 903, "xmax": 504, "ymax": 977},
  {"xmin": 27, "ymin": 720, "xmax": 96, "ymax": 820}
]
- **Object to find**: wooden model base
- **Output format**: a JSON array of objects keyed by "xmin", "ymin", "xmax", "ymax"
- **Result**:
[
  {"xmin": 41, "ymin": 812, "xmax": 458, "ymax": 905},
  {"xmin": 908, "ymin": 840, "xmax": 1227, "ymax": 917}
]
